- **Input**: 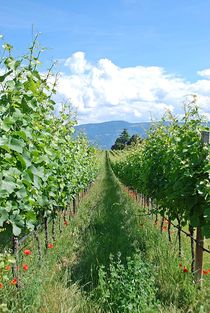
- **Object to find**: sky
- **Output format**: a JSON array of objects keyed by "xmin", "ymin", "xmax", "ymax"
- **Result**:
[{"xmin": 1, "ymin": 0, "xmax": 210, "ymax": 124}]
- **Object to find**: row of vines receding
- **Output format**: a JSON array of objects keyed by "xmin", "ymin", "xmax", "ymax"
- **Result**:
[
  {"xmin": 0, "ymin": 35, "xmax": 98, "ymax": 288},
  {"xmin": 111, "ymin": 98, "xmax": 210, "ymax": 284}
]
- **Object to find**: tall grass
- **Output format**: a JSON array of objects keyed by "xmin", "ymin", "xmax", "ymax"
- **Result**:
[{"xmin": 1, "ymin": 154, "xmax": 209, "ymax": 312}]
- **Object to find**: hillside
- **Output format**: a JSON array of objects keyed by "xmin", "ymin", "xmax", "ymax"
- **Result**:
[
  {"xmin": 75, "ymin": 121, "xmax": 151, "ymax": 149},
  {"xmin": 75, "ymin": 120, "xmax": 210, "ymax": 149}
]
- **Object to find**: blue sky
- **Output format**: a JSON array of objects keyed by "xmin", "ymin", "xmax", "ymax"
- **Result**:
[{"xmin": 1, "ymin": 0, "xmax": 210, "ymax": 123}]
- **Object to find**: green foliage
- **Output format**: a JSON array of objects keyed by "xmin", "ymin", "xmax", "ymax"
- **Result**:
[
  {"xmin": 96, "ymin": 252, "xmax": 158, "ymax": 313},
  {"xmin": 111, "ymin": 130, "xmax": 142, "ymax": 150},
  {"xmin": 111, "ymin": 101, "xmax": 210, "ymax": 237},
  {"xmin": 111, "ymin": 129, "xmax": 130, "ymax": 150},
  {"xmin": 1, "ymin": 153, "xmax": 207, "ymax": 312},
  {"xmin": 0, "ymin": 36, "xmax": 98, "ymax": 237},
  {"xmin": 127, "ymin": 134, "xmax": 142, "ymax": 146},
  {"xmin": 0, "ymin": 188, "xmax": 103, "ymax": 313}
]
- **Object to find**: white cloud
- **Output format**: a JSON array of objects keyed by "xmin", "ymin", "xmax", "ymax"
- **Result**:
[
  {"xmin": 64, "ymin": 51, "xmax": 90, "ymax": 74},
  {"xmin": 197, "ymin": 68, "xmax": 210, "ymax": 79},
  {"xmin": 55, "ymin": 52, "xmax": 210, "ymax": 124}
]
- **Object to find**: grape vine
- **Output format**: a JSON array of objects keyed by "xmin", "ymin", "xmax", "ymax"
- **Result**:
[
  {"xmin": 111, "ymin": 100, "xmax": 210, "ymax": 281},
  {"xmin": 0, "ymin": 35, "xmax": 98, "ymax": 238}
]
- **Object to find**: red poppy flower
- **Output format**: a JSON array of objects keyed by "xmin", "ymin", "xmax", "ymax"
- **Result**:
[
  {"xmin": 202, "ymin": 270, "xmax": 208, "ymax": 275},
  {"xmin": 11, "ymin": 278, "xmax": 17, "ymax": 285},
  {"xmin": 23, "ymin": 264, "xmax": 29, "ymax": 271},
  {"xmin": 162, "ymin": 226, "xmax": 167, "ymax": 231},
  {"xmin": 64, "ymin": 220, "xmax": 68, "ymax": 226},
  {"xmin": 179, "ymin": 263, "xmax": 182, "ymax": 268},
  {"xmin": 0, "ymin": 282, "xmax": 3, "ymax": 289},
  {"xmin": 5, "ymin": 265, "xmax": 11, "ymax": 271},
  {"xmin": 48, "ymin": 243, "xmax": 54, "ymax": 249},
  {"xmin": 208, "ymin": 269, "xmax": 210, "ymax": 273},
  {"xmin": 23, "ymin": 249, "xmax": 31, "ymax": 256},
  {"xmin": 183, "ymin": 267, "xmax": 188, "ymax": 273}
]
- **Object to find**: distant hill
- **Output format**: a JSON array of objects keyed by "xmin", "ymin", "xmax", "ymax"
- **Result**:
[
  {"xmin": 74, "ymin": 121, "xmax": 151, "ymax": 149},
  {"xmin": 75, "ymin": 120, "xmax": 210, "ymax": 149}
]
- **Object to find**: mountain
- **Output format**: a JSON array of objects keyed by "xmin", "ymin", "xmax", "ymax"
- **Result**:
[
  {"xmin": 74, "ymin": 121, "xmax": 151, "ymax": 149},
  {"xmin": 75, "ymin": 120, "xmax": 210, "ymax": 149}
]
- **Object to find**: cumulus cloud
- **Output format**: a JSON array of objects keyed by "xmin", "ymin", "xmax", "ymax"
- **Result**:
[
  {"xmin": 197, "ymin": 68, "xmax": 210, "ymax": 79},
  {"xmin": 64, "ymin": 51, "xmax": 91, "ymax": 74},
  {"xmin": 55, "ymin": 52, "xmax": 210, "ymax": 124}
]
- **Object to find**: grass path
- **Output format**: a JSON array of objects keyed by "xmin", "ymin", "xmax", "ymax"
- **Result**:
[
  {"xmin": 2, "ymin": 152, "xmax": 209, "ymax": 312},
  {"xmin": 71, "ymin": 153, "xmax": 140, "ymax": 290},
  {"xmin": 70, "ymin": 153, "xmax": 209, "ymax": 313}
]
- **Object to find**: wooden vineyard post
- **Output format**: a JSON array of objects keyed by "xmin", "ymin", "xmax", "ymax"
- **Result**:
[
  {"xmin": 195, "ymin": 130, "xmax": 209, "ymax": 284},
  {"xmin": 155, "ymin": 212, "xmax": 158, "ymax": 224},
  {"xmin": 69, "ymin": 201, "xmax": 72, "ymax": 221},
  {"xmin": 141, "ymin": 194, "xmax": 143, "ymax": 207},
  {"xmin": 177, "ymin": 217, "xmax": 182, "ymax": 258},
  {"xmin": 189, "ymin": 225, "xmax": 195, "ymax": 273},
  {"xmin": 77, "ymin": 193, "xmax": 80, "ymax": 206},
  {"xmin": 59, "ymin": 209, "xmax": 64, "ymax": 233},
  {"xmin": 167, "ymin": 217, "xmax": 172, "ymax": 242},
  {"xmin": 44, "ymin": 217, "xmax": 49, "ymax": 251},
  {"xmin": 195, "ymin": 225, "xmax": 204, "ymax": 284},
  {"xmin": 58, "ymin": 213, "xmax": 62, "ymax": 233},
  {"xmin": 135, "ymin": 190, "xmax": 138, "ymax": 201},
  {"xmin": 160, "ymin": 215, "xmax": 164, "ymax": 234},
  {"xmin": 12, "ymin": 236, "xmax": 19, "ymax": 288},
  {"xmin": 73, "ymin": 196, "xmax": 76, "ymax": 214},
  {"xmin": 52, "ymin": 216, "xmax": 56, "ymax": 242},
  {"xmin": 34, "ymin": 227, "xmax": 42, "ymax": 261}
]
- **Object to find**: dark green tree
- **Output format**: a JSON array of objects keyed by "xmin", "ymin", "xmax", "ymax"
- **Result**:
[
  {"xmin": 127, "ymin": 134, "xmax": 142, "ymax": 146},
  {"xmin": 119, "ymin": 129, "xmax": 130, "ymax": 144},
  {"xmin": 111, "ymin": 129, "xmax": 130, "ymax": 150}
]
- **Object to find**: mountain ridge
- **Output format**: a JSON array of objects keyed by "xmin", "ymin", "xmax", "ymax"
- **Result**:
[
  {"xmin": 75, "ymin": 121, "xmax": 153, "ymax": 149},
  {"xmin": 75, "ymin": 120, "xmax": 210, "ymax": 149}
]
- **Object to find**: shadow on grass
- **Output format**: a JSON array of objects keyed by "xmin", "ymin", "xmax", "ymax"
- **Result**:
[{"xmin": 70, "ymin": 156, "xmax": 136, "ymax": 291}]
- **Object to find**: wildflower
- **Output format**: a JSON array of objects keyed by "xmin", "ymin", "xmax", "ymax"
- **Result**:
[
  {"xmin": 179, "ymin": 263, "xmax": 182, "ymax": 268},
  {"xmin": 0, "ymin": 282, "xmax": 3, "ymax": 289},
  {"xmin": 183, "ymin": 267, "xmax": 188, "ymax": 273},
  {"xmin": 23, "ymin": 264, "xmax": 29, "ymax": 271},
  {"xmin": 208, "ymin": 269, "xmax": 210, "ymax": 273},
  {"xmin": 162, "ymin": 226, "xmax": 167, "ymax": 231},
  {"xmin": 11, "ymin": 278, "xmax": 17, "ymax": 285},
  {"xmin": 5, "ymin": 265, "xmax": 11, "ymax": 271},
  {"xmin": 202, "ymin": 270, "xmax": 208, "ymax": 275},
  {"xmin": 64, "ymin": 220, "xmax": 68, "ymax": 226},
  {"xmin": 48, "ymin": 243, "xmax": 54, "ymax": 249},
  {"xmin": 23, "ymin": 249, "xmax": 31, "ymax": 256}
]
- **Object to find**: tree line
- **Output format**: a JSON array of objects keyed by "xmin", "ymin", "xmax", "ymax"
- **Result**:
[{"xmin": 111, "ymin": 129, "xmax": 142, "ymax": 150}]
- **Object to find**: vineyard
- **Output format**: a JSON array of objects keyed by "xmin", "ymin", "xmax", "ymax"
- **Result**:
[
  {"xmin": 111, "ymin": 100, "xmax": 210, "ymax": 285},
  {"xmin": 0, "ymin": 38, "xmax": 210, "ymax": 313},
  {"xmin": 0, "ymin": 37, "xmax": 98, "ymax": 299}
]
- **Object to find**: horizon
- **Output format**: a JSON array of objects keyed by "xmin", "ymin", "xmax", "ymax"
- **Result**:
[
  {"xmin": 76, "ymin": 120, "xmax": 151, "ymax": 126},
  {"xmin": 76, "ymin": 118, "xmax": 210, "ymax": 127}
]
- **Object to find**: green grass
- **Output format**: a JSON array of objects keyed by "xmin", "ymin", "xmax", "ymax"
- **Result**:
[{"xmin": 1, "ymin": 152, "xmax": 209, "ymax": 312}]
